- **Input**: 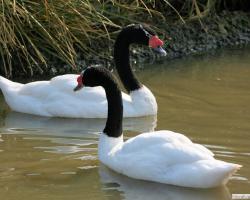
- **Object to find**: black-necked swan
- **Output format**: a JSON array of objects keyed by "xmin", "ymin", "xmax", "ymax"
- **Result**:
[
  {"xmin": 0, "ymin": 24, "xmax": 166, "ymax": 118},
  {"xmin": 75, "ymin": 66, "xmax": 241, "ymax": 188}
]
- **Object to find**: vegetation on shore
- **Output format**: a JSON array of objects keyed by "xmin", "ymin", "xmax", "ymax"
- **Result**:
[{"xmin": 0, "ymin": 0, "xmax": 250, "ymax": 77}]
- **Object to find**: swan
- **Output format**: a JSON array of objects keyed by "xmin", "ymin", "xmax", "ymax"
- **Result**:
[
  {"xmin": 75, "ymin": 66, "xmax": 241, "ymax": 188},
  {"xmin": 0, "ymin": 24, "xmax": 166, "ymax": 118}
]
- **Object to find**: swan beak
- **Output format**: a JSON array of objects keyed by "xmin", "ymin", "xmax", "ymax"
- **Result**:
[
  {"xmin": 153, "ymin": 46, "xmax": 167, "ymax": 56},
  {"xmin": 73, "ymin": 84, "xmax": 83, "ymax": 92}
]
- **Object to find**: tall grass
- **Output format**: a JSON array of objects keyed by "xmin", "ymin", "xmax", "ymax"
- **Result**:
[
  {"xmin": 0, "ymin": 0, "xmax": 249, "ymax": 77},
  {"xmin": 0, "ymin": 1, "xmax": 117, "ymax": 76}
]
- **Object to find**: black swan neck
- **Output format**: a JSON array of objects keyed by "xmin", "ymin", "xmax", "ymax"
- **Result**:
[
  {"xmin": 114, "ymin": 34, "xmax": 142, "ymax": 93},
  {"xmin": 103, "ymin": 77, "xmax": 123, "ymax": 138}
]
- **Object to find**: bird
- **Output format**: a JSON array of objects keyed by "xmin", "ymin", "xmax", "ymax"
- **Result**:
[
  {"xmin": 0, "ymin": 24, "xmax": 166, "ymax": 118},
  {"xmin": 74, "ymin": 66, "xmax": 241, "ymax": 189}
]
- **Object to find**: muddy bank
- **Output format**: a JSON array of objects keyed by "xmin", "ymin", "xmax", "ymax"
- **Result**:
[
  {"xmin": 164, "ymin": 11, "xmax": 250, "ymax": 59},
  {"xmin": 7, "ymin": 11, "xmax": 250, "ymax": 78},
  {"xmin": 56, "ymin": 11, "xmax": 250, "ymax": 75}
]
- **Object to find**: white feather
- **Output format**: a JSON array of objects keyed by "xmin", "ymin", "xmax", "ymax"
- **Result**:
[
  {"xmin": 98, "ymin": 131, "xmax": 241, "ymax": 188},
  {"xmin": 0, "ymin": 75, "xmax": 157, "ymax": 118}
]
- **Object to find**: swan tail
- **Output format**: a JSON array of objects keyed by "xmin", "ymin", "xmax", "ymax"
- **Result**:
[
  {"xmin": 219, "ymin": 163, "xmax": 242, "ymax": 185},
  {"xmin": 168, "ymin": 160, "xmax": 241, "ymax": 188},
  {"xmin": 196, "ymin": 161, "xmax": 241, "ymax": 188},
  {"xmin": 0, "ymin": 76, "xmax": 22, "ymax": 92}
]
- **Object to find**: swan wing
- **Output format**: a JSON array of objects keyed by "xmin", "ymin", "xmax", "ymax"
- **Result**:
[{"xmin": 117, "ymin": 131, "xmax": 214, "ymax": 166}]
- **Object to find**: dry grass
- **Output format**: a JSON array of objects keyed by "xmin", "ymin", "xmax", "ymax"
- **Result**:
[{"xmin": 0, "ymin": 0, "xmax": 243, "ymax": 77}]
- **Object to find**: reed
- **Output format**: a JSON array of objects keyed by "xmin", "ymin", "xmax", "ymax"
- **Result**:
[{"xmin": 0, "ymin": 0, "xmax": 248, "ymax": 77}]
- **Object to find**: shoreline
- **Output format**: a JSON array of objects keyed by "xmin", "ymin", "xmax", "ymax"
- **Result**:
[
  {"xmin": 163, "ymin": 11, "xmax": 250, "ymax": 59},
  {"xmin": 2, "ymin": 11, "xmax": 250, "ymax": 78}
]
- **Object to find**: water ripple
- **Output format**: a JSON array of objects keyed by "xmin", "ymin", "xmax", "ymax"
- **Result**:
[{"xmin": 34, "ymin": 146, "xmax": 95, "ymax": 154}]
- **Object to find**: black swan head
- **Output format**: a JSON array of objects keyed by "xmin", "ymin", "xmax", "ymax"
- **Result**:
[
  {"xmin": 114, "ymin": 24, "xmax": 166, "ymax": 92},
  {"xmin": 115, "ymin": 24, "xmax": 166, "ymax": 56},
  {"xmin": 74, "ymin": 24, "xmax": 167, "ymax": 93},
  {"xmin": 75, "ymin": 66, "xmax": 116, "ymax": 88},
  {"xmin": 74, "ymin": 66, "xmax": 123, "ymax": 137}
]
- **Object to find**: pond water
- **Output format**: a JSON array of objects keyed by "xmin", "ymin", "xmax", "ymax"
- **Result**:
[{"xmin": 0, "ymin": 47, "xmax": 250, "ymax": 200}]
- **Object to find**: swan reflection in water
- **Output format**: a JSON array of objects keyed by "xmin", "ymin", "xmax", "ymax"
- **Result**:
[
  {"xmin": 99, "ymin": 164, "xmax": 232, "ymax": 200},
  {"xmin": 2, "ymin": 111, "xmax": 157, "ymax": 137}
]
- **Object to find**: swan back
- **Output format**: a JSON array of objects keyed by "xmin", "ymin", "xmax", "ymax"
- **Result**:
[{"xmin": 0, "ymin": 76, "xmax": 23, "ymax": 92}]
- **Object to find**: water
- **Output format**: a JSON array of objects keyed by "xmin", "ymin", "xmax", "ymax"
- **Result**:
[{"xmin": 1, "ymin": 47, "xmax": 250, "ymax": 199}]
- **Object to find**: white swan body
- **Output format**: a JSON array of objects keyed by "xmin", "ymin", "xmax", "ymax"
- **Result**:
[
  {"xmin": 0, "ymin": 75, "xmax": 157, "ymax": 118},
  {"xmin": 0, "ymin": 25, "xmax": 164, "ymax": 118},
  {"xmin": 99, "ymin": 130, "xmax": 241, "ymax": 188}
]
